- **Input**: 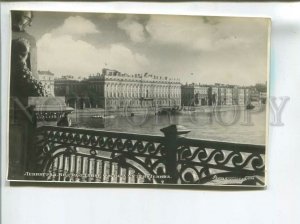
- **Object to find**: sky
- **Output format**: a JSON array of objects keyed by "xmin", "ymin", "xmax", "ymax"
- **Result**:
[{"xmin": 26, "ymin": 11, "xmax": 270, "ymax": 85}]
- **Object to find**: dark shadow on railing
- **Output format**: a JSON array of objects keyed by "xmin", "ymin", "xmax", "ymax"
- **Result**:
[{"xmin": 30, "ymin": 125, "xmax": 265, "ymax": 186}]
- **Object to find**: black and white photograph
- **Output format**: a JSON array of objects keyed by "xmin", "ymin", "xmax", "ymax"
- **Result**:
[{"xmin": 8, "ymin": 10, "xmax": 270, "ymax": 187}]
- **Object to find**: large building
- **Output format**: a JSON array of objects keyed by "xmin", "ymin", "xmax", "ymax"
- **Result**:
[
  {"xmin": 96, "ymin": 68, "xmax": 181, "ymax": 109},
  {"xmin": 54, "ymin": 75, "xmax": 85, "ymax": 108},
  {"xmin": 218, "ymin": 85, "xmax": 226, "ymax": 105},
  {"xmin": 38, "ymin": 70, "xmax": 55, "ymax": 96},
  {"xmin": 211, "ymin": 86, "xmax": 219, "ymax": 105},
  {"xmin": 54, "ymin": 69, "xmax": 256, "ymax": 110},
  {"xmin": 181, "ymin": 83, "xmax": 250, "ymax": 107},
  {"xmin": 238, "ymin": 88, "xmax": 245, "ymax": 105},
  {"xmin": 54, "ymin": 68, "xmax": 181, "ymax": 110},
  {"xmin": 225, "ymin": 87, "xmax": 233, "ymax": 105},
  {"xmin": 232, "ymin": 86, "xmax": 239, "ymax": 105},
  {"xmin": 181, "ymin": 84, "xmax": 210, "ymax": 106}
]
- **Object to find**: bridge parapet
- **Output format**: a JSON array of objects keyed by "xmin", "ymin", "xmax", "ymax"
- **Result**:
[{"xmin": 31, "ymin": 124, "xmax": 265, "ymax": 186}]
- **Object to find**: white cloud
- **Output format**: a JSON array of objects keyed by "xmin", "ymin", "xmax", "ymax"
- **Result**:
[
  {"xmin": 146, "ymin": 16, "xmax": 213, "ymax": 50},
  {"xmin": 36, "ymin": 15, "xmax": 150, "ymax": 77},
  {"xmin": 107, "ymin": 44, "xmax": 149, "ymax": 72},
  {"xmin": 117, "ymin": 17, "xmax": 146, "ymax": 43},
  {"xmin": 37, "ymin": 34, "xmax": 149, "ymax": 77},
  {"xmin": 35, "ymin": 14, "xmax": 268, "ymax": 85},
  {"xmin": 37, "ymin": 33, "xmax": 102, "ymax": 76},
  {"xmin": 146, "ymin": 15, "xmax": 269, "ymax": 52},
  {"xmin": 53, "ymin": 16, "xmax": 100, "ymax": 36}
]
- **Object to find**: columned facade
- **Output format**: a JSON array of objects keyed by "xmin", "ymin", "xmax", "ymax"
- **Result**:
[{"xmin": 103, "ymin": 69, "xmax": 181, "ymax": 110}]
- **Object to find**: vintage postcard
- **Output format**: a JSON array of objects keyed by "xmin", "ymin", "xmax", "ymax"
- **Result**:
[{"xmin": 7, "ymin": 10, "xmax": 270, "ymax": 187}]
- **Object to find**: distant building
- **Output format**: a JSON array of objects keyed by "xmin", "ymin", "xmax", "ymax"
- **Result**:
[
  {"xmin": 181, "ymin": 84, "xmax": 209, "ymax": 106},
  {"xmin": 249, "ymin": 87, "xmax": 267, "ymax": 104},
  {"xmin": 38, "ymin": 70, "xmax": 55, "ymax": 96},
  {"xmin": 211, "ymin": 86, "xmax": 219, "ymax": 105},
  {"xmin": 54, "ymin": 77, "xmax": 85, "ymax": 108},
  {"xmin": 232, "ymin": 86, "xmax": 239, "ymax": 105},
  {"xmin": 59, "ymin": 75, "xmax": 75, "ymax": 80},
  {"xmin": 102, "ymin": 68, "xmax": 121, "ymax": 76},
  {"xmin": 238, "ymin": 88, "xmax": 245, "ymax": 105},
  {"xmin": 54, "ymin": 69, "xmax": 254, "ymax": 109},
  {"xmin": 260, "ymin": 92, "xmax": 267, "ymax": 104},
  {"xmin": 54, "ymin": 68, "xmax": 181, "ymax": 109},
  {"xmin": 182, "ymin": 83, "xmax": 249, "ymax": 107},
  {"xmin": 93, "ymin": 69, "xmax": 181, "ymax": 109},
  {"xmin": 225, "ymin": 87, "xmax": 233, "ymax": 105},
  {"xmin": 245, "ymin": 88, "xmax": 250, "ymax": 104},
  {"xmin": 181, "ymin": 84, "xmax": 195, "ymax": 106},
  {"xmin": 218, "ymin": 86, "xmax": 226, "ymax": 105},
  {"xmin": 237, "ymin": 87, "xmax": 251, "ymax": 105}
]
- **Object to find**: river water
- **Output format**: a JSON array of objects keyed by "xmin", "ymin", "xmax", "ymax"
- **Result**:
[{"xmin": 70, "ymin": 107, "xmax": 266, "ymax": 145}]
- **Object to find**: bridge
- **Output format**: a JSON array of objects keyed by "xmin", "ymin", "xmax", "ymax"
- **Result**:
[{"xmin": 29, "ymin": 123, "xmax": 265, "ymax": 186}]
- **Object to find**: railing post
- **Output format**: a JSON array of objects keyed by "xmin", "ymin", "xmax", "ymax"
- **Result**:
[{"xmin": 160, "ymin": 124, "xmax": 190, "ymax": 184}]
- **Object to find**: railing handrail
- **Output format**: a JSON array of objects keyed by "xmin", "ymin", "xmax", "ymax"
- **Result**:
[
  {"xmin": 38, "ymin": 125, "xmax": 265, "ymax": 153},
  {"xmin": 34, "ymin": 124, "xmax": 265, "ymax": 185},
  {"xmin": 178, "ymin": 137, "xmax": 265, "ymax": 154},
  {"xmin": 37, "ymin": 125, "xmax": 165, "ymax": 142}
]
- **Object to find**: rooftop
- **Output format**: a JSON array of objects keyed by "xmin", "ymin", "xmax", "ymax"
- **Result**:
[{"xmin": 38, "ymin": 70, "xmax": 54, "ymax": 76}]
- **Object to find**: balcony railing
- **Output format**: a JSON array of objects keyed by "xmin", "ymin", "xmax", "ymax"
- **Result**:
[{"xmin": 31, "ymin": 125, "xmax": 265, "ymax": 186}]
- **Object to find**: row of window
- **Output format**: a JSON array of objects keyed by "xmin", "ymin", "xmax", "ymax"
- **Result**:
[
  {"xmin": 105, "ymin": 84, "xmax": 180, "ymax": 91},
  {"xmin": 105, "ymin": 91, "xmax": 181, "ymax": 98},
  {"xmin": 106, "ymin": 99, "xmax": 181, "ymax": 107}
]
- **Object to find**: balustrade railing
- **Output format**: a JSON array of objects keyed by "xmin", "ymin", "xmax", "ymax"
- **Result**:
[
  {"xmin": 31, "ymin": 125, "xmax": 265, "ymax": 186},
  {"xmin": 33, "ymin": 126, "xmax": 167, "ymax": 184},
  {"xmin": 176, "ymin": 138, "xmax": 265, "ymax": 185}
]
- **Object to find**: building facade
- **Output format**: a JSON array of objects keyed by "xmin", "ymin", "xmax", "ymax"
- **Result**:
[
  {"xmin": 218, "ymin": 86, "xmax": 226, "ymax": 105},
  {"xmin": 101, "ymin": 69, "xmax": 181, "ymax": 110},
  {"xmin": 54, "ymin": 69, "xmax": 181, "ymax": 110},
  {"xmin": 181, "ymin": 84, "xmax": 196, "ymax": 106},
  {"xmin": 182, "ymin": 83, "xmax": 250, "ymax": 107},
  {"xmin": 181, "ymin": 84, "xmax": 209, "ymax": 106},
  {"xmin": 225, "ymin": 87, "xmax": 233, "ymax": 105},
  {"xmin": 211, "ymin": 86, "xmax": 219, "ymax": 105},
  {"xmin": 38, "ymin": 70, "xmax": 55, "ymax": 96},
  {"xmin": 54, "ymin": 75, "xmax": 85, "ymax": 108},
  {"xmin": 239, "ymin": 88, "xmax": 244, "ymax": 105},
  {"xmin": 54, "ymin": 68, "xmax": 255, "ymax": 110}
]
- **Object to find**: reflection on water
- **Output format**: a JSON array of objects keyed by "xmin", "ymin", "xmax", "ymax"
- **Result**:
[{"xmin": 69, "ymin": 108, "xmax": 266, "ymax": 145}]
